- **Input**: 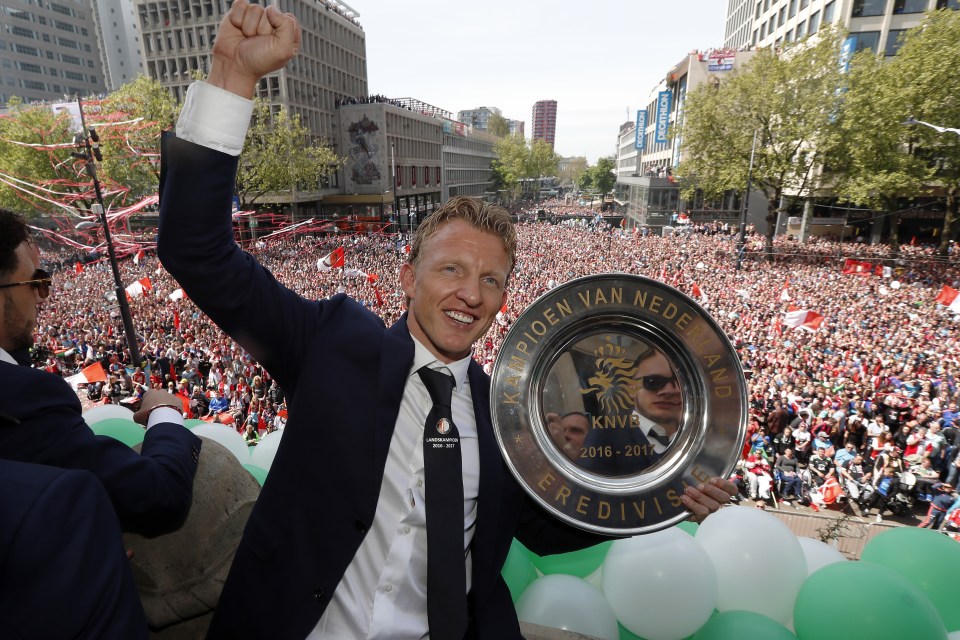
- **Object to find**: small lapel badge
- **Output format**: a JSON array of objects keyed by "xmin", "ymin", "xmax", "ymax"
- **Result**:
[{"xmin": 436, "ymin": 417, "xmax": 452, "ymax": 435}]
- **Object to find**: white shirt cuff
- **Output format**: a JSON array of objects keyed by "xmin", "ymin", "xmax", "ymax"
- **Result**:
[
  {"xmin": 176, "ymin": 81, "xmax": 254, "ymax": 156},
  {"xmin": 147, "ymin": 406, "xmax": 185, "ymax": 431}
]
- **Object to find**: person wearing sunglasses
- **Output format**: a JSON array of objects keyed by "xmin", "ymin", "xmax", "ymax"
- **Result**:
[
  {"xmin": 631, "ymin": 348, "xmax": 684, "ymax": 455},
  {"xmin": 0, "ymin": 208, "xmax": 202, "ymax": 540}
]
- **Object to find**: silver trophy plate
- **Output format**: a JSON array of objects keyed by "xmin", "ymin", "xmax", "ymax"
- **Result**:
[{"xmin": 491, "ymin": 274, "xmax": 747, "ymax": 534}]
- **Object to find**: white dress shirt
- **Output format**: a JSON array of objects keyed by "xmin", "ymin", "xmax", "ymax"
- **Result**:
[{"xmin": 177, "ymin": 82, "xmax": 481, "ymax": 638}]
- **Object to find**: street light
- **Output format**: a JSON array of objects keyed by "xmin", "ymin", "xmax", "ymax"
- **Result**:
[
  {"xmin": 902, "ymin": 117, "xmax": 960, "ymax": 137},
  {"xmin": 736, "ymin": 129, "xmax": 759, "ymax": 271},
  {"xmin": 71, "ymin": 95, "xmax": 142, "ymax": 366}
]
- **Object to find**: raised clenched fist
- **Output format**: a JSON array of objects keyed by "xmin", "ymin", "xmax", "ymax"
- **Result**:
[{"xmin": 208, "ymin": 0, "xmax": 302, "ymax": 98}]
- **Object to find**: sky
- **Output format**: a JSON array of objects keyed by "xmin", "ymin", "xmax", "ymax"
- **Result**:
[{"xmin": 359, "ymin": 0, "xmax": 728, "ymax": 164}]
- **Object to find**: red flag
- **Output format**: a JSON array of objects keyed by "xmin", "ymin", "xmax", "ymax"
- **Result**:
[
  {"xmin": 374, "ymin": 286, "xmax": 384, "ymax": 307},
  {"xmin": 133, "ymin": 249, "xmax": 145, "ymax": 265},
  {"xmin": 366, "ymin": 272, "xmax": 379, "ymax": 284},
  {"xmin": 692, "ymin": 283, "xmax": 707, "ymax": 303},
  {"xmin": 80, "ymin": 362, "xmax": 107, "ymax": 383},
  {"xmin": 173, "ymin": 309, "xmax": 181, "ymax": 331},
  {"xmin": 317, "ymin": 247, "xmax": 345, "ymax": 271},
  {"xmin": 176, "ymin": 392, "xmax": 192, "ymax": 419},
  {"xmin": 74, "ymin": 261, "xmax": 84, "ymax": 274},
  {"xmin": 841, "ymin": 259, "xmax": 872, "ymax": 275},
  {"xmin": 139, "ymin": 277, "xmax": 152, "ymax": 290},
  {"xmin": 935, "ymin": 285, "xmax": 960, "ymax": 312},
  {"xmin": 783, "ymin": 309, "xmax": 824, "ymax": 331}
]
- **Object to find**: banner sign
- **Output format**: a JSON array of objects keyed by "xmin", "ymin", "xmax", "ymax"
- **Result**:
[
  {"xmin": 655, "ymin": 91, "xmax": 672, "ymax": 144},
  {"xmin": 635, "ymin": 110, "xmax": 647, "ymax": 150}
]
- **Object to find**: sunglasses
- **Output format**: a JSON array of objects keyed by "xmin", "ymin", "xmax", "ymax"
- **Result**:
[
  {"xmin": 0, "ymin": 269, "xmax": 51, "ymax": 299},
  {"xmin": 639, "ymin": 374, "xmax": 678, "ymax": 392}
]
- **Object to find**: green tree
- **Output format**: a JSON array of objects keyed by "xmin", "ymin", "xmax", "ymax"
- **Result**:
[
  {"xmin": 527, "ymin": 139, "xmax": 562, "ymax": 198},
  {"xmin": 94, "ymin": 75, "xmax": 180, "ymax": 199},
  {"xmin": 237, "ymin": 99, "xmax": 342, "ymax": 209},
  {"xmin": 0, "ymin": 97, "xmax": 75, "ymax": 216},
  {"xmin": 559, "ymin": 156, "xmax": 588, "ymax": 188},
  {"xmin": 887, "ymin": 9, "xmax": 960, "ymax": 256},
  {"xmin": 591, "ymin": 156, "xmax": 616, "ymax": 197},
  {"xmin": 677, "ymin": 27, "xmax": 846, "ymax": 258},
  {"xmin": 487, "ymin": 113, "xmax": 510, "ymax": 138},
  {"xmin": 830, "ymin": 48, "xmax": 933, "ymax": 255},
  {"xmin": 492, "ymin": 134, "xmax": 528, "ymax": 202}
]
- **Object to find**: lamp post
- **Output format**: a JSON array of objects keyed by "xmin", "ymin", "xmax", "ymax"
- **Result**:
[
  {"xmin": 736, "ymin": 129, "xmax": 759, "ymax": 271},
  {"xmin": 902, "ymin": 117, "xmax": 960, "ymax": 137},
  {"xmin": 71, "ymin": 96, "xmax": 142, "ymax": 366}
]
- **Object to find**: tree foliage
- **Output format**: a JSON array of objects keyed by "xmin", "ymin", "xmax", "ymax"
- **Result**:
[
  {"xmin": 884, "ymin": 9, "xmax": 960, "ymax": 255},
  {"xmin": 0, "ymin": 97, "xmax": 74, "ymax": 216},
  {"xmin": 487, "ymin": 113, "xmax": 511, "ymax": 138},
  {"xmin": 236, "ymin": 99, "xmax": 342, "ymax": 209},
  {"xmin": 492, "ymin": 135, "xmax": 561, "ymax": 201},
  {"xmin": 677, "ymin": 27, "xmax": 846, "ymax": 257},
  {"xmin": 591, "ymin": 156, "xmax": 617, "ymax": 196}
]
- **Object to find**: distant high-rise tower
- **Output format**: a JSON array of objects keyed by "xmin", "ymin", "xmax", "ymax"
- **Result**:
[{"xmin": 531, "ymin": 99, "xmax": 557, "ymax": 148}]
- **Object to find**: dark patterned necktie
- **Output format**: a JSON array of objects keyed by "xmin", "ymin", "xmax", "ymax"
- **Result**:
[{"xmin": 418, "ymin": 366, "xmax": 468, "ymax": 639}]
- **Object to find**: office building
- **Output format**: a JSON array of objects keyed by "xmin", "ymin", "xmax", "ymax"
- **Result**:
[
  {"xmin": 0, "ymin": 0, "xmax": 106, "ymax": 104},
  {"xmin": 136, "ymin": 0, "xmax": 367, "ymax": 146},
  {"xmin": 728, "ymin": 0, "xmax": 954, "ymax": 56},
  {"xmin": 614, "ymin": 49, "xmax": 759, "ymax": 232},
  {"xmin": 91, "ymin": 0, "xmax": 145, "ymax": 91},
  {"xmin": 531, "ymin": 99, "xmax": 557, "ymax": 148}
]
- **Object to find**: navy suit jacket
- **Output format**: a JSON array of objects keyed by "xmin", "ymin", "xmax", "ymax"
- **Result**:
[
  {"xmin": 0, "ymin": 359, "xmax": 202, "ymax": 536},
  {"xmin": 158, "ymin": 134, "xmax": 600, "ymax": 639},
  {"xmin": 0, "ymin": 459, "xmax": 148, "ymax": 639}
]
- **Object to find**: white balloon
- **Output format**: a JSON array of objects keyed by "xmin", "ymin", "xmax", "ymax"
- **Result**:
[
  {"xmin": 83, "ymin": 403, "xmax": 135, "ymax": 426},
  {"xmin": 948, "ymin": 630, "xmax": 960, "ymax": 640},
  {"xmin": 891, "ymin": 280, "xmax": 901, "ymax": 289},
  {"xmin": 250, "ymin": 430, "xmax": 284, "ymax": 471},
  {"xmin": 602, "ymin": 528, "xmax": 717, "ymax": 640},
  {"xmin": 695, "ymin": 506, "xmax": 806, "ymax": 625},
  {"xmin": 582, "ymin": 565, "xmax": 604, "ymax": 591},
  {"xmin": 796, "ymin": 536, "xmax": 847, "ymax": 576},
  {"xmin": 878, "ymin": 285, "xmax": 889, "ymax": 296},
  {"xmin": 516, "ymin": 574, "xmax": 618, "ymax": 640},
  {"xmin": 190, "ymin": 422, "xmax": 250, "ymax": 464}
]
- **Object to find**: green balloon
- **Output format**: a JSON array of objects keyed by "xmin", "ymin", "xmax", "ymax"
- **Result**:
[
  {"xmin": 501, "ymin": 539, "xmax": 536, "ymax": 602},
  {"xmin": 618, "ymin": 622, "xmax": 644, "ymax": 640},
  {"xmin": 90, "ymin": 418, "xmax": 144, "ymax": 447},
  {"xmin": 861, "ymin": 527, "xmax": 960, "ymax": 631},
  {"xmin": 184, "ymin": 418, "xmax": 207, "ymax": 429},
  {"xmin": 794, "ymin": 561, "xmax": 946, "ymax": 640},
  {"xmin": 676, "ymin": 520, "xmax": 700, "ymax": 536},
  {"xmin": 242, "ymin": 464, "xmax": 268, "ymax": 487},
  {"xmin": 531, "ymin": 540, "xmax": 612, "ymax": 577},
  {"xmin": 693, "ymin": 610, "xmax": 796, "ymax": 640}
]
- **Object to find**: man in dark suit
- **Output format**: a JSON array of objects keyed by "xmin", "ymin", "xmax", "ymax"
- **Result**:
[
  {"xmin": 0, "ymin": 457, "xmax": 148, "ymax": 639},
  {"xmin": 0, "ymin": 208, "xmax": 202, "ymax": 537},
  {"xmin": 157, "ymin": 3, "xmax": 734, "ymax": 638}
]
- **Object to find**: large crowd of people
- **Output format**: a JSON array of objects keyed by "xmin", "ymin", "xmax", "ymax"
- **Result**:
[{"xmin": 31, "ymin": 215, "xmax": 960, "ymax": 528}]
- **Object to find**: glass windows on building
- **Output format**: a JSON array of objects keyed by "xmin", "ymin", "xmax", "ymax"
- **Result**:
[
  {"xmin": 824, "ymin": 1, "xmax": 836, "ymax": 22},
  {"xmin": 936, "ymin": 0, "xmax": 960, "ymax": 8},
  {"xmin": 852, "ymin": 0, "xmax": 887, "ymax": 17},
  {"xmin": 851, "ymin": 30, "xmax": 881, "ymax": 52},
  {"xmin": 789, "ymin": 0, "xmax": 798, "ymax": 18},
  {"xmin": 893, "ymin": 0, "xmax": 929, "ymax": 12},
  {"xmin": 885, "ymin": 29, "xmax": 907, "ymax": 56},
  {"xmin": 809, "ymin": 11, "xmax": 820, "ymax": 34}
]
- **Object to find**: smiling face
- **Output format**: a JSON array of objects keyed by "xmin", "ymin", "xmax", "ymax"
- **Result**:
[{"xmin": 400, "ymin": 219, "xmax": 509, "ymax": 363}]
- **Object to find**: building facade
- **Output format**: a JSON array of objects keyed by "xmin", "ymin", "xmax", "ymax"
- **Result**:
[
  {"xmin": 91, "ymin": 0, "xmax": 145, "ymax": 91},
  {"xmin": 531, "ymin": 99, "xmax": 557, "ymax": 148},
  {"xmin": 136, "ymin": 0, "xmax": 366, "ymax": 144},
  {"xmin": 614, "ymin": 49, "xmax": 762, "ymax": 232},
  {"xmin": 0, "ymin": 0, "xmax": 106, "ymax": 104},
  {"xmin": 733, "ymin": 0, "xmax": 955, "ymax": 55}
]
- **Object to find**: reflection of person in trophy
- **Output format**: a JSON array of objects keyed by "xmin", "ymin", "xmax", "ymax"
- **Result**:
[
  {"xmin": 546, "ymin": 411, "xmax": 590, "ymax": 460},
  {"xmin": 578, "ymin": 347, "xmax": 680, "ymax": 476},
  {"xmin": 631, "ymin": 349, "xmax": 683, "ymax": 455}
]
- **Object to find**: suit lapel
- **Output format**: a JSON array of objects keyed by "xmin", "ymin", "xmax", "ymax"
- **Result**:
[{"xmin": 468, "ymin": 361, "xmax": 506, "ymax": 595}]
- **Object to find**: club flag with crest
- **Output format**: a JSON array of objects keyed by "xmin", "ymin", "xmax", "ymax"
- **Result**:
[{"xmin": 317, "ymin": 247, "xmax": 345, "ymax": 272}]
